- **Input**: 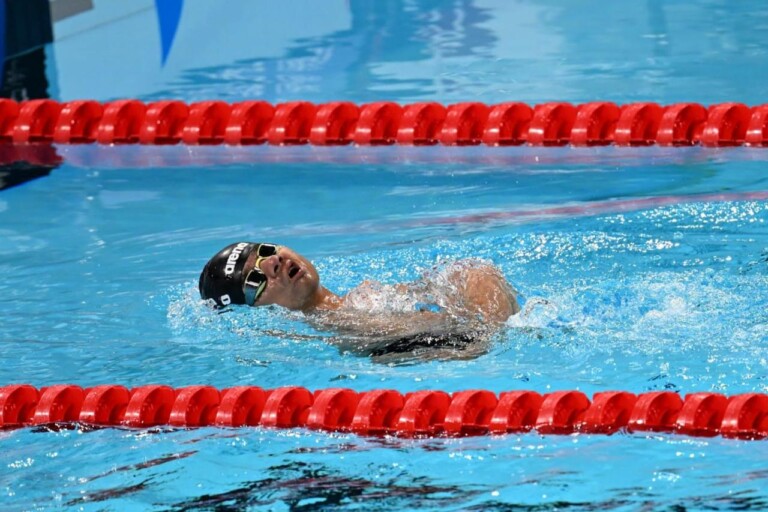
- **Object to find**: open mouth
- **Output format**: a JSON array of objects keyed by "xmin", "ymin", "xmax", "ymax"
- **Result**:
[{"xmin": 288, "ymin": 262, "xmax": 301, "ymax": 279}]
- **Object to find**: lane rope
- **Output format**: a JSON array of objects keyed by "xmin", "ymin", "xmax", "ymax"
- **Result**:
[
  {"xmin": 2, "ymin": 384, "xmax": 767, "ymax": 439},
  {"xmin": 2, "ymin": 99, "xmax": 767, "ymax": 147}
]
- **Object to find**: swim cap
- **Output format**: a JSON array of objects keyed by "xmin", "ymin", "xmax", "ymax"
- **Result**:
[{"xmin": 199, "ymin": 242, "xmax": 260, "ymax": 307}]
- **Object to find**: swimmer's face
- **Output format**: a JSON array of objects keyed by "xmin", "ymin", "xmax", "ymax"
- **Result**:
[{"xmin": 244, "ymin": 246, "xmax": 320, "ymax": 311}]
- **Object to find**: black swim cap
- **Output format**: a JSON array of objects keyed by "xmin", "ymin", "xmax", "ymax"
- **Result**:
[{"xmin": 199, "ymin": 242, "xmax": 260, "ymax": 307}]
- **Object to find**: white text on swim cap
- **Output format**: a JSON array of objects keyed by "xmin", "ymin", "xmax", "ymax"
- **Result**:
[{"xmin": 224, "ymin": 243, "xmax": 249, "ymax": 275}]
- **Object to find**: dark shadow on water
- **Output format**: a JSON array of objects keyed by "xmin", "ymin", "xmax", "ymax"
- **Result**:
[
  {"xmin": 0, "ymin": 161, "xmax": 57, "ymax": 191},
  {"xmin": 82, "ymin": 449, "xmax": 198, "ymax": 483},
  {"xmin": 60, "ymin": 446, "xmax": 198, "ymax": 507},
  {"xmin": 161, "ymin": 460, "xmax": 768, "ymax": 512},
  {"xmin": 65, "ymin": 479, "xmax": 154, "ymax": 507},
  {"xmin": 163, "ymin": 460, "xmax": 481, "ymax": 511}
]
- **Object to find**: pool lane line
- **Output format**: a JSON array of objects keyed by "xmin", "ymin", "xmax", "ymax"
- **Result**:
[
  {"xmin": 2, "ymin": 384, "xmax": 767, "ymax": 440},
  {"xmin": 3, "ymin": 99, "xmax": 768, "ymax": 147}
]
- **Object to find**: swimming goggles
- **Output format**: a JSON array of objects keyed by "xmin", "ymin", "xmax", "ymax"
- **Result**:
[{"xmin": 243, "ymin": 244, "xmax": 279, "ymax": 305}]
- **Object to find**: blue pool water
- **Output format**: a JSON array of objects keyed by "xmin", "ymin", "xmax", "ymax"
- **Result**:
[{"xmin": 3, "ymin": 1, "xmax": 768, "ymax": 510}]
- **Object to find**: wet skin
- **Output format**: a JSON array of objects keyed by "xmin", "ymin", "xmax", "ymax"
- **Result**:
[
  {"xmin": 246, "ymin": 246, "xmax": 339, "ymax": 312},
  {"xmin": 244, "ymin": 246, "xmax": 519, "ymax": 327}
]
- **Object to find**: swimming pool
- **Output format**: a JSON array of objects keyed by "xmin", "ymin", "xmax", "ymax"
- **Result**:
[{"xmin": 3, "ymin": 1, "xmax": 768, "ymax": 510}]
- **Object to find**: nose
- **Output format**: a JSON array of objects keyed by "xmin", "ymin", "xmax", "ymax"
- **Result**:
[{"xmin": 259, "ymin": 254, "xmax": 283, "ymax": 278}]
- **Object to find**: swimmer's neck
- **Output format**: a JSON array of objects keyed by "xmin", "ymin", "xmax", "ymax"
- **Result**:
[{"xmin": 301, "ymin": 286, "xmax": 344, "ymax": 313}]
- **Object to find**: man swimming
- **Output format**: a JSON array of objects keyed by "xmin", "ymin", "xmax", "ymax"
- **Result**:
[{"xmin": 199, "ymin": 242, "xmax": 520, "ymax": 359}]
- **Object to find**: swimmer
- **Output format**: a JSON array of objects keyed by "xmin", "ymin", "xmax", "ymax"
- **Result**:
[{"xmin": 199, "ymin": 242, "xmax": 520, "ymax": 359}]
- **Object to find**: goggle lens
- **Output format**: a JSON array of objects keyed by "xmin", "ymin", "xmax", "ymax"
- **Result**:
[{"xmin": 243, "ymin": 244, "xmax": 279, "ymax": 305}]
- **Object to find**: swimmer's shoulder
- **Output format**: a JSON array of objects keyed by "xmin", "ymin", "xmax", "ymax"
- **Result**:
[{"xmin": 453, "ymin": 260, "xmax": 520, "ymax": 321}]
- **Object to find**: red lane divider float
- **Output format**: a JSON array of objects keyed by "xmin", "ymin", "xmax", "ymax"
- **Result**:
[
  {"xmin": 2, "ymin": 384, "xmax": 768, "ymax": 439},
  {"xmin": 1, "ymin": 99, "xmax": 768, "ymax": 147}
]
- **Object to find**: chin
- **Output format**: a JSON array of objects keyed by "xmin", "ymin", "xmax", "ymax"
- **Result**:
[{"xmin": 297, "ymin": 284, "xmax": 319, "ymax": 308}]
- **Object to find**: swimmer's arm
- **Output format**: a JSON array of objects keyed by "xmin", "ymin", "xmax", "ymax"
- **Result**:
[
  {"xmin": 316, "ymin": 308, "xmax": 456, "ymax": 338},
  {"xmin": 319, "ymin": 262, "xmax": 519, "ymax": 336}
]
